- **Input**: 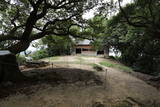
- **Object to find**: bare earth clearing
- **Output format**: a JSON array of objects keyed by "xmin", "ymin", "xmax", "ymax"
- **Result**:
[{"xmin": 0, "ymin": 55, "xmax": 160, "ymax": 107}]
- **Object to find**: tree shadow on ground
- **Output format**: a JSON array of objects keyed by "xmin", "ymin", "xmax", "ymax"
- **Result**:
[{"xmin": 0, "ymin": 68, "xmax": 103, "ymax": 99}]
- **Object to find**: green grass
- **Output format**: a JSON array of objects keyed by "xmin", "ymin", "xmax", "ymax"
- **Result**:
[
  {"xmin": 76, "ymin": 56, "xmax": 85, "ymax": 62},
  {"xmin": 99, "ymin": 61, "xmax": 132, "ymax": 72},
  {"xmin": 92, "ymin": 64, "xmax": 103, "ymax": 71}
]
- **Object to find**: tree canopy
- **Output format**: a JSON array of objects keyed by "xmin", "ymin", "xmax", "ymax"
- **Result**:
[
  {"xmin": 0, "ymin": 0, "xmax": 101, "ymax": 54},
  {"xmin": 103, "ymin": 0, "xmax": 160, "ymax": 75},
  {"xmin": 118, "ymin": 0, "xmax": 160, "ymax": 39}
]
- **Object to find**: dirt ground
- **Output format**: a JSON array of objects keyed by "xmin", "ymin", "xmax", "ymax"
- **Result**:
[{"xmin": 0, "ymin": 55, "xmax": 160, "ymax": 107}]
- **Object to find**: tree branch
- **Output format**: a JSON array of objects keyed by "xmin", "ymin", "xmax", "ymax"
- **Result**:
[
  {"xmin": 30, "ymin": 22, "xmax": 93, "ymax": 41},
  {"xmin": 43, "ymin": 13, "xmax": 78, "ymax": 31},
  {"xmin": 118, "ymin": 0, "xmax": 147, "ymax": 28},
  {"xmin": 10, "ymin": 7, "xmax": 20, "ymax": 28},
  {"xmin": 0, "ymin": 34, "xmax": 21, "ymax": 42},
  {"xmin": 47, "ymin": 0, "xmax": 79, "ymax": 10},
  {"xmin": 36, "ymin": 1, "xmax": 48, "ymax": 20},
  {"xmin": 27, "ymin": 0, "xmax": 35, "ymax": 7}
]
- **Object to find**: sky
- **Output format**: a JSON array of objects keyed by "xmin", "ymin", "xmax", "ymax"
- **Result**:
[
  {"xmin": 83, "ymin": 0, "xmax": 132, "ymax": 19},
  {"xmin": 27, "ymin": 0, "xmax": 132, "ymax": 52}
]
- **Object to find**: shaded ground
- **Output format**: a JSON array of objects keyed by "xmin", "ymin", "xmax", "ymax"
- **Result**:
[{"xmin": 0, "ymin": 55, "xmax": 160, "ymax": 107}]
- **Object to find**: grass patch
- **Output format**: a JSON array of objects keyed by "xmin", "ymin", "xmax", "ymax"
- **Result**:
[
  {"xmin": 92, "ymin": 64, "xmax": 103, "ymax": 71},
  {"xmin": 51, "ymin": 61, "xmax": 92, "ymax": 65},
  {"xmin": 76, "ymin": 56, "xmax": 85, "ymax": 62},
  {"xmin": 99, "ymin": 61, "xmax": 132, "ymax": 72}
]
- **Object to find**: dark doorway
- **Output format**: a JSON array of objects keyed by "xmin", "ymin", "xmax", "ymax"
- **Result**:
[
  {"xmin": 97, "ymin": 51, "xmax": 104, "ymax": 55},
  {"xmin": 76, "ymin": 48, "xmax": 81, "ymax": 54}
]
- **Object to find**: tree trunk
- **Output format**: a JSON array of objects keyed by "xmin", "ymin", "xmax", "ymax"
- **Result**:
[
  {"xmin": 8, "ymin": 41, "xmax": 30, "ymax": 54},
  {"xmin": 0, "ymin": 52, "xmax": 24, "ymax": 82},
  {"xmin": 104, "ymin": 45, "xmax": 109, "ymax": 58}
]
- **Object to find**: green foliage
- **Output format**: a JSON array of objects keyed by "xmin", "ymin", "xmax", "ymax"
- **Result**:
[
  {"xmin": 31, "ymin": 49, "xmax": 49, "ymax": 60},
  {"xmin": 70, "ymin": 26, "xmax": 81, "ymax": 35},
  {"xmin": 121, "ymin": 0, "xmax": 160, "ymax": 38},
  {"xmin": 92, "ymin": 64, "xmax": 103, "ymax": 71},
  {"xmin": 105, "ymin": 18, "xmax": 160, "ymax": 74},
  {"xmin": 100, "ymin": 61, "xmax": 132, "ymax": 72},
  {"xmin": 42, "ymin": 35, "xmax": 75, "ymax": 56},
  {"xmin": 16, "ymin": 55, "xmax": 26, "ymax": 65},
  {"xmin": 103, "ymin": 1, "xmax": 160, "ymax": 75},
  {"xmin": 0, "ymin": 0, "xmax": 102, "ymax": 54},
  {"xmin": 83, "ymin": 15, "xmax": 108, "ymax": 50},
  {"xmin": 100, "ymin": 61, "xmax": 114, "ymax": 67}
]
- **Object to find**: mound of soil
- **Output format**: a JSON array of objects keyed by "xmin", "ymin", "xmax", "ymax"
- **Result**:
[{"xmin": 0, "ymin": 68, "xmax": 103, "ymax": 99}]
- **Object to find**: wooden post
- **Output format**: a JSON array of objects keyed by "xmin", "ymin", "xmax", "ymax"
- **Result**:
[{"xmin": 104, "ymin": 69, "xmax": 107, "ymax": 89}]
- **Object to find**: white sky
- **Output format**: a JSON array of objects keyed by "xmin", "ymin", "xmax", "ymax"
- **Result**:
[
  {"xmin": 83, "ymin": 0, "xmax": 132, "ymax": 19},
  {"xmin": 27, "ymin": 0, "xmax": 132, "ymax": 52}
]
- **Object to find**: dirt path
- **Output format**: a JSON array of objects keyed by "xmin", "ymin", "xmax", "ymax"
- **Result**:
[
  {"xmin": 76, "ymin": 56, "xmax": 160, "ymax": 103},
  {"xmin": 0, "ymin": 56, "xmax": 160, "ymax": 107}
]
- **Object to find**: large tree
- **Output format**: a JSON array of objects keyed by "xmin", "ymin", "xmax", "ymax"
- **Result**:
[
  {"xmin": 0, "ymin": 0, "xmax": 102, "ymax": 82},
  {"xmin": 84, "ymin": 15, "xmax": 109, "ymax": 57},
  {"xmin": 118, "ymin": 0, "xmax": 160, "ymax": 39},
  {"xmin": 103, "ymin": 0, "xmax": 160, "ymax": 75},
  {"xmin": 0, "ymin": 0, "xmax": 99, "ymax": 53}
]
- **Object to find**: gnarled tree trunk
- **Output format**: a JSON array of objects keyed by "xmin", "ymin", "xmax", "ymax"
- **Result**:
[{"xmin": 0, "ymin": 52, "xmax": 24, "ymax": 82}]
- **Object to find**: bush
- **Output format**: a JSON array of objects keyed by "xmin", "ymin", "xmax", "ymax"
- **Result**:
[
  {"xmin": 30, "ymin": 49, "xmax": 49, "ymax": 60},
  {"xmin": 16, "ymin": 55, "xmax": 26, "ymax": 65},
  {"xmin": 132, "ymin": 55, "xmax": 160, "ymax": 75}
]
